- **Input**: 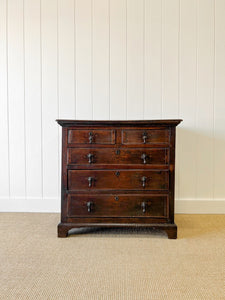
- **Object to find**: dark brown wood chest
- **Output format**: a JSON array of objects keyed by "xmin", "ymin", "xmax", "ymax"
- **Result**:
[{"xmin": 57, "ymin": 119, "xmax": 182, "ymax": 238}]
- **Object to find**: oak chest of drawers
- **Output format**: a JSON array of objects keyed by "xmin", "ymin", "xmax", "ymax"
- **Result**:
[{"xmin": 57, "ymin": 119, "xmax": 182, "ymax": 239}]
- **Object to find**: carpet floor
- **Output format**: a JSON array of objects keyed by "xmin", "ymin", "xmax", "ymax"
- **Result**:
[{"xmin": 0, "ymin": 213, "xmax": 224, "ymax": 300}]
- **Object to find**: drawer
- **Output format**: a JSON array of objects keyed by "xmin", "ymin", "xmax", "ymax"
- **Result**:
[
  {"xmin": 67, "ymin": 148, "xmax": 169, "ymax": 166},
  {"xmin": 122, "ymin": 129, "xmax": 169, "ymax": 145},
  {"xmin": 68, "ymin": 170, "xmax": 169, "ymax": 191},
  {"xmin": 67, "ymin": 194, "xmax": 168, "ymax": 218},
  {"xmin": 68, "ymin": 129, "xmax": 115, "ymax": 145}
]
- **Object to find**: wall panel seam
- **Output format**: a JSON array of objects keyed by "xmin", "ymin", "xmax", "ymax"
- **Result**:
[
  {"xmin": 177, "ymin": 0, "xmax": 181, "ymax": 201},
  {"xmin": 91, "ymin": 0, "xmax": 93, "ymax": 120},
  {"xmin": 6, "ymin": 0, "xmax": 11, "ymax": 198},
  {"xmin": 195, "ymin": 0, "xmax": 198, "ymax": 203},
  {"xmin": 125, "ymin": 0, "xmax": 127, "ymax": 120},
  {"xmin": 74, "ymin": 0, "xmax": 76, "ymax": 119},
  {"xmin": 57, "ymin": 0, "xmax": 60, "ymax": 198},
  {"xmin": 109, "ymin": 0, "xmax": 111, "ymax": 119},
  {"xmin": 40, "ymin": 0, "xmax": 43, "ymax": 198},
  {"xmin": 178, "ymin": 0, "xmax": 180, "ymax": 119},
  {"xmin": 143, "ymin": 0, "xmax": 145, "ymax": 119},
  {"xmin": 161, "ymin": 0, "xmax": 164, "ymax": 118},
  {"xmin": 212, "ymin": 0, "xmax": 216, "ymax": 201},
  {"xmin": 23, "ymin": 0, "xmax": 27, "ymax": 200}
]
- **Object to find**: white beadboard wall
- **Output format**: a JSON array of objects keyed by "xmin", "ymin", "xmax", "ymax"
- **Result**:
[{"xmin": 0, "ymin": 0, "xmax": 225, "ymax": 213}]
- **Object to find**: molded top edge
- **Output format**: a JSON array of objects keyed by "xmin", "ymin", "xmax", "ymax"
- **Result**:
[{"xmin": 56, "ymin": 119, "xmax": 183, "ymax": 127}]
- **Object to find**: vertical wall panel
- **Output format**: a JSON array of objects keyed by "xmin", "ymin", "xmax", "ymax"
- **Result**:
[
  {"xmin": 162, "ymin": 0, "xmax": 179, "ymax": 118},
  {"xmin": 41, "ymin": 0, "xmax": 58, "ymax": 198},
  {"xmin": 58, "ymin": 0, "xmax": 75, "ymax": 119},
  {"xmin": 162, "ymin": 0, "xmax": 180, "ymax": 200},
  {"xmin": 179, "ymin": 0, "xmax": 197, "ymax": 200},
  {"xmin": 214, "ymin": 0, "xmax": 225, "ymax": 199},
  {"xmin": 127, "ymin": 0, "xmax": 144, "ymax": 119},
  {"xmin": 58, "ymin": 0, "xmax": 75, "ymax": 198},
  {"xmin": 75, "ymin": 0, "xmax": 92, "ymax": 119},
  {"xmin": 144, "ymin": 0, "xmax": 162, "ymax": 119},
  {"xmin": 109, "ymin": 0, "xmax": 126, "ymax": 120},
  {"xmin": 92, "ymin": 0, "xmax": 109, "ymax": 119},
  {"xmin": 8, "ymin": 0, "xmax": 26, "ymax": 197},
  {"xmin": 0, "ymin": 0, "xmax": 10, "ymax": 198},
  {"xmin": 24, "ymin": 0, "xmax": 42, "ymax": 198},
  {"xmin": 196, "ymin": 0, "xmax": 214, "ymax": 200}
]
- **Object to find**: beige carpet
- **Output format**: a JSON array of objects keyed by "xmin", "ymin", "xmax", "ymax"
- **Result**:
[{"xmin": 0, "ymin": 213, "xmax": 224, "ymax": 300}]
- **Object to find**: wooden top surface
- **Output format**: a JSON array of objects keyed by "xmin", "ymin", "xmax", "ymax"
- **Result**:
[{"xmin": 56, "ymin": 119, "xmax": 183, "ymax": 127}]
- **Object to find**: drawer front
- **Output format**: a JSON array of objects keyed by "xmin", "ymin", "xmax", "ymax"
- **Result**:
[
  {"xmin": 67, "ymin": 148, "xmax": 169, "ymax": 166},
  {"xmin": 122, "ymin": 129, "xmax": 169, "ymax": 145},
  {"xmin": 68, "ymin": 129, "xmax": 115, "ymax": 145},
  {"xmin": 67, "ymin": 194, "xmax": 168, "ymax": 218},
  {"xmin": 68, "ymin": 170, "xmax": 169, "ymax": 191}
]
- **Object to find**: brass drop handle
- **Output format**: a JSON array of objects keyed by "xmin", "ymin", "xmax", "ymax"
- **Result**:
[
  {"xmin": 87, "ymin": 201, "xmax": 93, "ymax": 212},
  {"xmin": 87, "ymin": 153, "xmax": 94, "ymax": 164},
  {"xmin": 141, "ymin": 153, "xmax": 147, "ymax": 164},
  {"xmin": 141, "ymin": 176, "xmax": 147, "ymax": 187},
  {"xmin": 115, "ymin": 171, "xmax": 120, "ymax": 177},
  {"xmin": 141, "ymin": 202, "xmax": 146, "ymax": 213},
  {"xmin": 142, "ymin": 132, "xmax": 148, "ymax": 144},
  {"xmin": 89, "ymin": 132, "xmax": 94, "ymax": 144},
  {"xmin": 88, "ymin": 177, "xmax": 93, "ymax": 187}
]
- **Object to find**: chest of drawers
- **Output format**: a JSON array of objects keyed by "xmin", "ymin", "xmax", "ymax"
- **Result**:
[{"xmin": 57, "ymin": 119, "xmax": 182, "ymax": 239}]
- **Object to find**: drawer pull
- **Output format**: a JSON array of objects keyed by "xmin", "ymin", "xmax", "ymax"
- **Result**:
[
  {"xmin": 88, "ymin": 177, "xmax": 94, "ymax": 187},
  {"xmin": 87, "ymin": 153, "xmax": 94, "ymax": 164},
  {"xmin": 141, "ymin": 153, "xmax": 147, "ymax": 164},
  {"xmin": 115, "ymin": 171, "xmax": 120, "ymax": 177},
  {"xmin": 142, "ymin": 132, "xmax": 148, "ymax": 144},
  {"xmin": 141, "ymin": 176, "xmax": 147, "ymax": 187},
  {"xmin": 89, "ymin": 132, "xmax": 94, "ymax": 144},
  {"xmin": 141, "ymin": 202, "xmax": 146, "ymax": 213},
  {"xmin": 87, "ymin": 201, "xmax": 93, "ymax": 212}
]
